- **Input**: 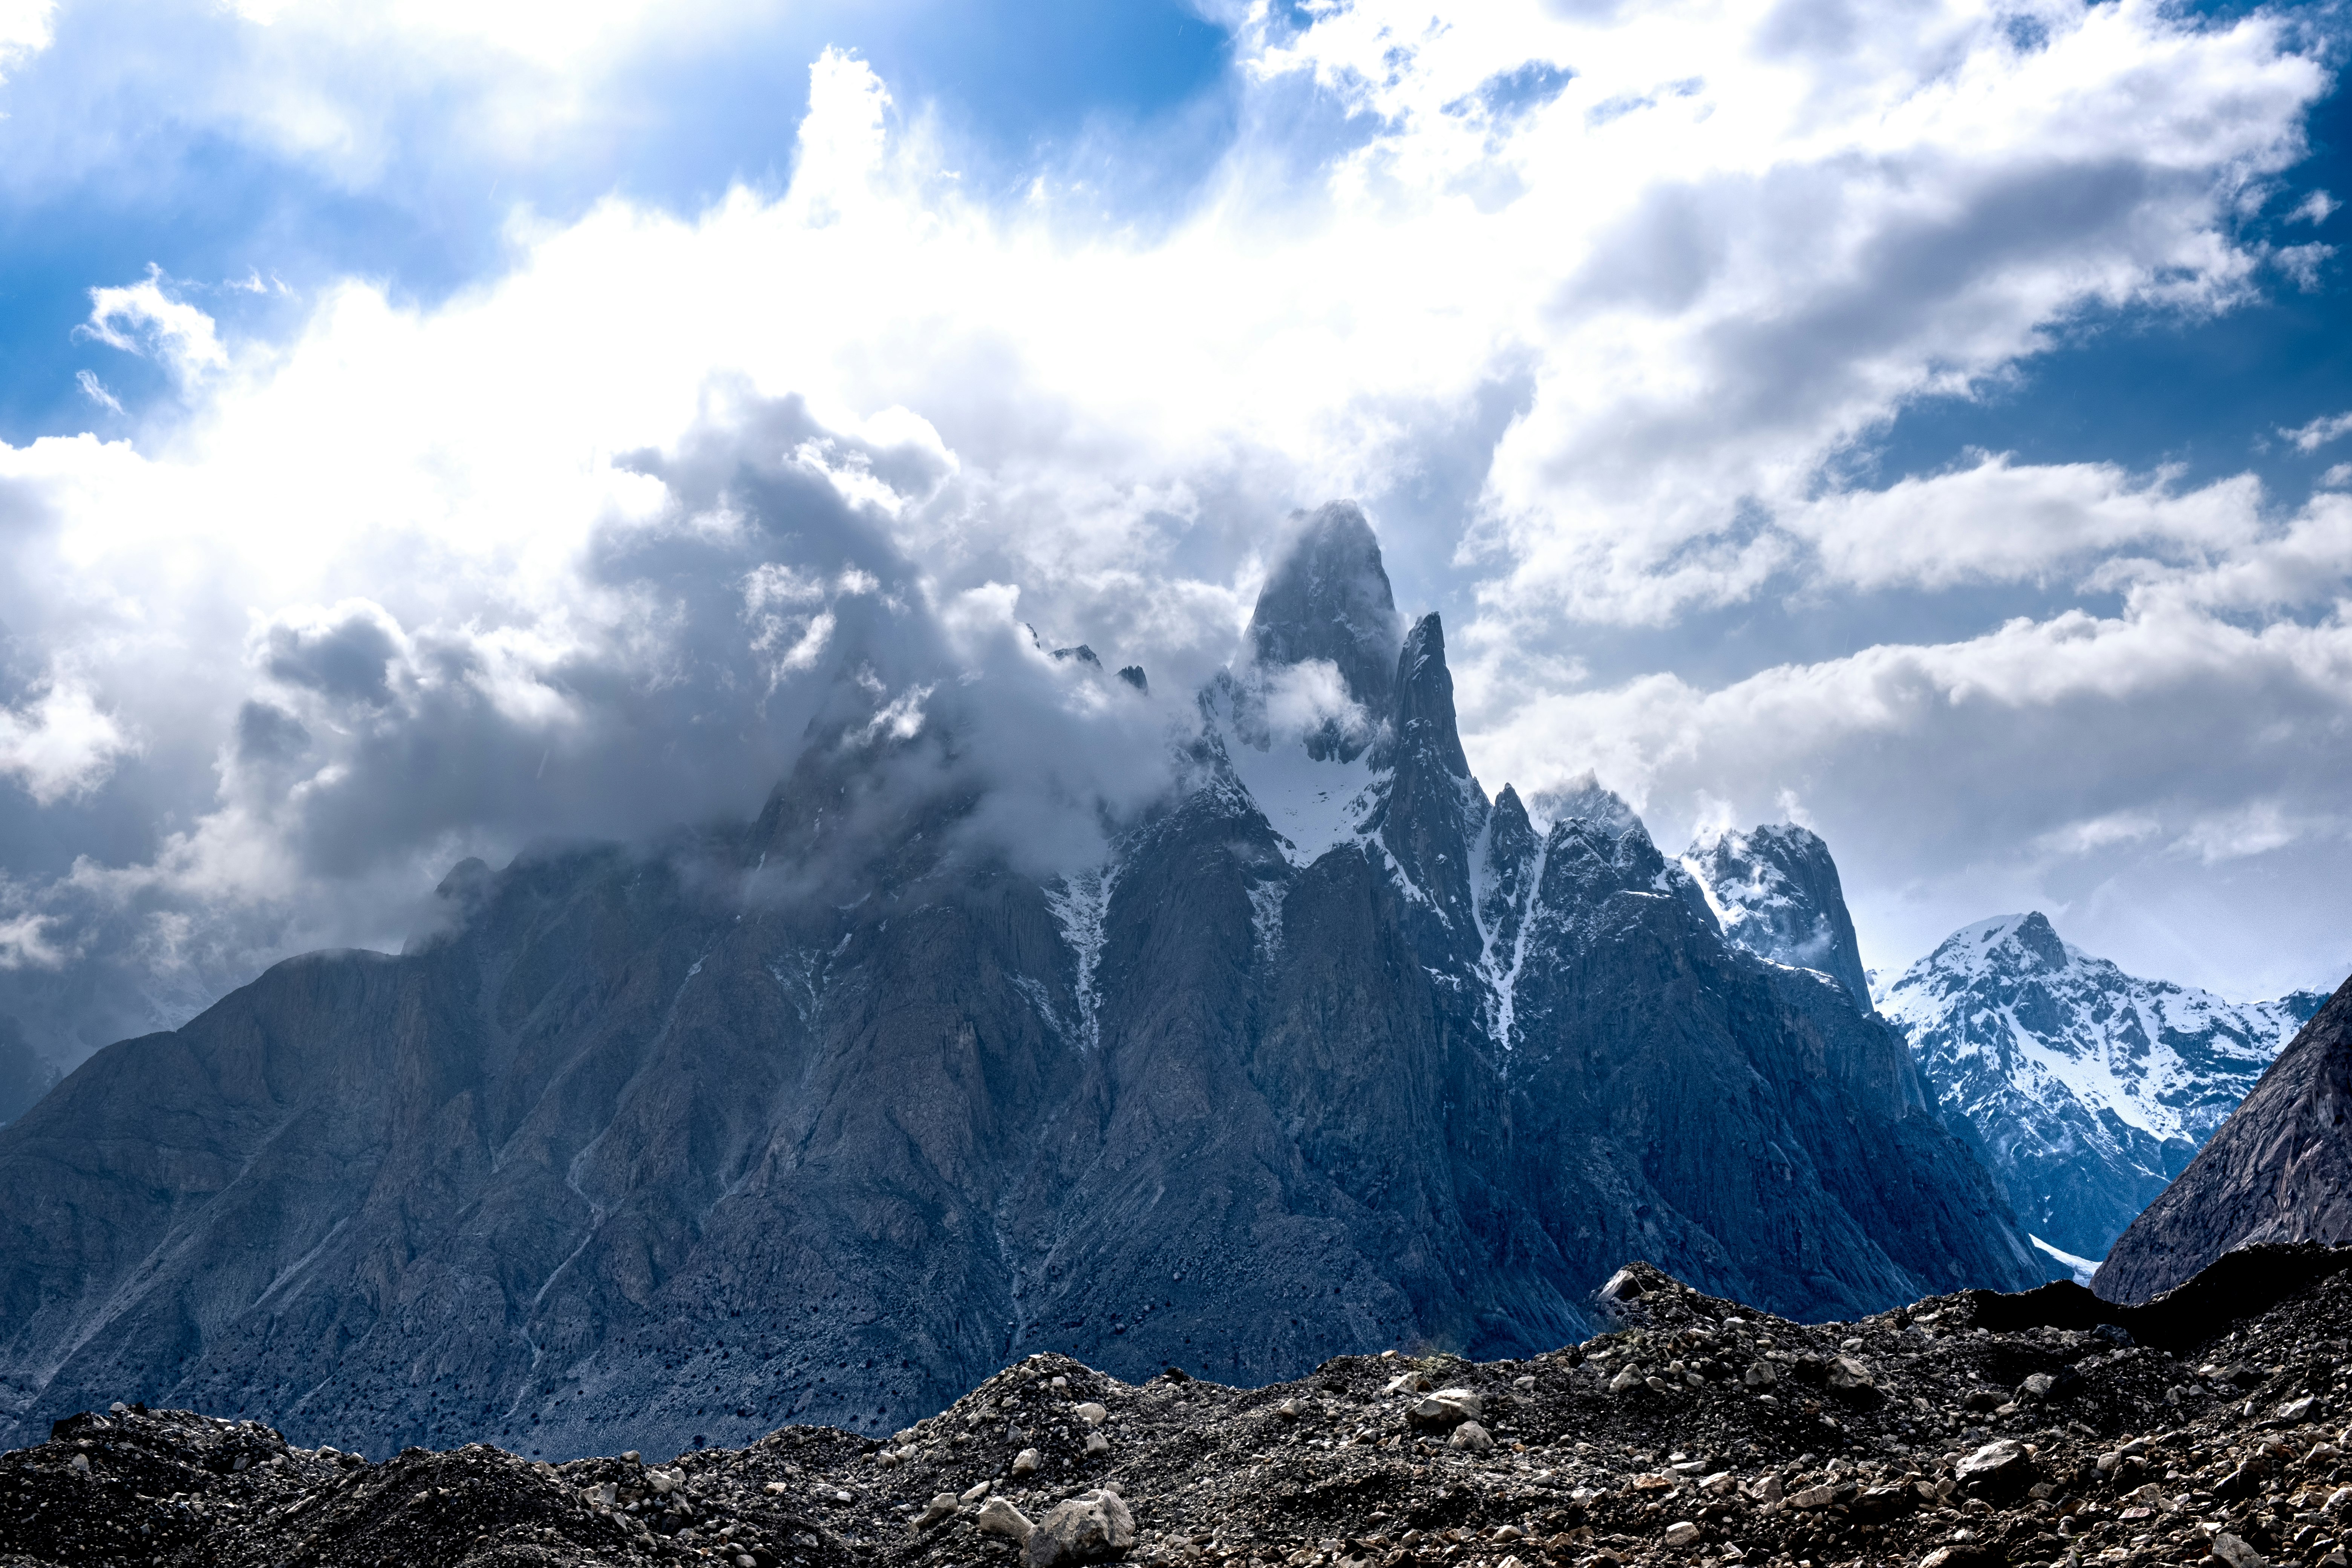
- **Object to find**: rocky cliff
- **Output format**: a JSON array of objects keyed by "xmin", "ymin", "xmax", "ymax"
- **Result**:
[
  {"xmin": 2094, "ymin": 975, "xmax": 2352, "ymax": 1303},
  {"xmin": 1879, "ymin": 914, "xmax": 2324, "ymax": 1271},
  {"xmin": 0, "ymin": 503, "xmax": 2044, "ymax": 1462}
]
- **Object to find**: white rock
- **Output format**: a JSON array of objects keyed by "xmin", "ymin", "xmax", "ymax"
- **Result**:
[
  {"xmin": 978, "ymin": 1498, "xmax": 1037, "ymax": 1542},
  {"xmin": 1449, "ymin": 1422, "xmax": 1495, "ymax": 1453},
  {"xmin": 962, "ymin": 1481, "xmax": 994, "ymax": 1502},
  {"xmin": 1013, "ymin": 1448, "xmax": 1043, "ymax": 1476},
  {"xmin": 1663, "ymin": 1521, "xmax": 1700, "ymax": 1547},
  {"xmin": 1075, "ymin": 1402, "xmax": 1109, "ymax": 1427}
]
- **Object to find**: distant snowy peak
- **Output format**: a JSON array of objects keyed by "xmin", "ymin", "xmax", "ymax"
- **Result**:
[
  {"xmin": 1681, "ymin": 821, "xmax": 1873, "ymax": 1008},
  {"xmin": 1878, "ymin": 912, "xmax": 2316, "ymax": 1132},
  {"xmin": 1879, "ymin": 908, "xmax": 2325, "ymax": 1260}
]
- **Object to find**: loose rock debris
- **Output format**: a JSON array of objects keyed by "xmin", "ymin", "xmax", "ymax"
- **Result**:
[{"xmin": 12, "ymin": 1245, "xmax": 2352, "ymax": 1568}]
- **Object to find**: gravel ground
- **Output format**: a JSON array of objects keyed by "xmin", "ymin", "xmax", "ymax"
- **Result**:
[{"xmin": 11, "ymin": 1247, "xmax": 2352, "ymax": 1568}]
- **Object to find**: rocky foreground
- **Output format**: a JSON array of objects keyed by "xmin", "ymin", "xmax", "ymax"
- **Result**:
[{"xmin": 12, "ymin": 1248, "xmax": 2352, "ymax": 1568}]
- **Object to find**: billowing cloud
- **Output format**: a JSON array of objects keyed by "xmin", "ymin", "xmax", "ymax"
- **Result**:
[{"xmin": 0, "ymin": 0, "xmax": 2346, "ymax": 1067}]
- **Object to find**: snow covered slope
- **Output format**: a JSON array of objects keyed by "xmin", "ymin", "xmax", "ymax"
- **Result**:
[{"xmin": 1878, "ymin": 912, "xmax": 2326, "ymax": 1263}]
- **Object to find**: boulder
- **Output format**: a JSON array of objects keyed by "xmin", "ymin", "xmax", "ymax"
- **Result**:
[
  {"xmin": 1022, "ymin": 1489, "xmax": 1137, "ymax": 1568},
  {"xmin": 1408, "ymin": 1390, "xmax": 1482, "ymax": 1429},
  {"xmin": 978, "ymin": 1498, "xmax": 1035, "ymax": 1542},
  {"xmin": 1957, "ymin": 1439, "xmax": 2033, "ymax": 1499},
  {"xmin": 1449, "ymin": 1422, "xmax": 1494, "ymax": 1452}
]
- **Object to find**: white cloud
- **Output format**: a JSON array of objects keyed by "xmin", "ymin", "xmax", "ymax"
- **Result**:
[
  {"xmin": 0, "ymin": 681, "xmax": 133, "ymax": 805},
  {"xmin": 2289, "ymin": 190, "xmax": 2337, "ymax": 224},
  {"xmin": 2284, "ymin": 409, "xmax": 2352, "ymax": 452},
  {"xmin": 73, "ymin": 371, "xmax": 121, "ymax": 414},
  {"xmin": 1787, "ymin": 457, "xmax": 2260, "ymax": 592},
  {"xmin": 0, "ymin": 0, "xmax": 52, "ymax": 76},
  {"xmin": 80, "ymin": 268, "xmax": 229, "ymax": 384},
  {"xmin": 0, "ymin": 0, "xmax": 2345, "ymax": 1047}
]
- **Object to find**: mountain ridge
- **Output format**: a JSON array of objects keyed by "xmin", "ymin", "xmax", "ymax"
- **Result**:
[
  {"xmin": 1877, "ymin": 911, "xmax": 2323, "ymax": 1265},
  {"xmin": 0, "ymin": 505, "xmax": 2044, "ymax": 1461}
]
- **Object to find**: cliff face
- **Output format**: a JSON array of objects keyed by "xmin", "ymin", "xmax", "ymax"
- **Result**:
[
  {"xmin": 2095, "ymin": 975, "xmax": 2352, "ymax": 1303},
  {"xmin": 0, "ymin": 510, "xmax": 2044, "ymax": 1462}
]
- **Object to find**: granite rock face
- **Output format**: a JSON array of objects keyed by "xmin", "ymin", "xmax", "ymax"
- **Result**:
[
  {"xmin": 2095, "ymin": 975, "xmax": 2352, "ymax": 1303},
  {"xmin": 1880, "ymin": 913, "xmax": 2325, "ymax": 1270},
  {"xmin": 0, "ymin": 509, "xmax": 2044, "ymax": 1462}
]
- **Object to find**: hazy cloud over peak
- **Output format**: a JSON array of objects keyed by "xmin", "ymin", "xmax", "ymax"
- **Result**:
[{"xmin": 0, "ymin": 0, "xmax": 2347, "ymax": 1067}]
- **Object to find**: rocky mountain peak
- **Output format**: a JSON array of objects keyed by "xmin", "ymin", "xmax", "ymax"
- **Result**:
[
  {"xmin": 1245, "ymin": 501, "xmax": 1402, "ymax": 717},
  {"xmin": 1387, "ymin": 612, "xmax": 1469, "ymax": 779},
  {"xmin": 1681, "ymin": 821, "xmax": 1871, "ymax": 1008},
  {"xmin": 1883, "ymin": 909, "xmax": 2325, "ymax": 1267},
  {"xmin": 1366, "ymin": 611, "xmax": 1484, "ymax": 967},
  {"xmin": 1923, "ymin": 911, "xmax": 2072, "ymax": 980},
  {"xmin": 1528, "ymin": 772, "xmax": 1641, "ymax": 839}
]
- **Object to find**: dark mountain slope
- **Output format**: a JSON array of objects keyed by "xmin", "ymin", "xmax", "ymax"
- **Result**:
[{"xmin": 2095, "ymin": 973, "xmax": 2352, "ymax": 1302}]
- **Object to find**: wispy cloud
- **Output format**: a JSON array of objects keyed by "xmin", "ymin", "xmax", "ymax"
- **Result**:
[
  {"xmin": 2283, "ymin": 410, "xmax": 2352, "ymax": 452},
  {"xmin": 73, "ymin": 370, "xmax": 122, "ymax": 414}
]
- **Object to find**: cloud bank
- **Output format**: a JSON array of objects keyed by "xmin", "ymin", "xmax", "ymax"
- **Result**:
[{"xmin": 0, "ymin": 0, "xmax": 2347, "ymax": 1064}]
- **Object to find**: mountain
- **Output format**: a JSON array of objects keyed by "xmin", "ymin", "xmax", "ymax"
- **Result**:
[
  {"xmin": 0, "ymin": 502, "xmax": 2044, "ymax": 1462},
  {"xmin": 1680, "ymin": 824, "xmax": 1872, "ymax": 1008},
  {"xmin": 1876, "ymin": 913, "xmax": 2326, "ymax": 1272},
  {"xmin": 2094, "ymin": 974, "xmax": 2352, "ymax": 1302}
]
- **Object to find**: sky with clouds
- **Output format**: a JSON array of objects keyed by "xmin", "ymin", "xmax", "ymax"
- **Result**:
[{"xmin": 0, "ymin": 0, "xmax": 2349, "ymax": 1066}]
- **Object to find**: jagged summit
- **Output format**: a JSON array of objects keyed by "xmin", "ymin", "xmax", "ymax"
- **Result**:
[
  {"xmin": 1879, "ymin": 910, "xmax": 2322, "ymax": 1266},
  {"xmin": 1244, "ymin": 502, "xmax": 1403, "ymax": 749},
  {"xmin": 1911, "ymin": 911, "xmax": 2073, "ymax": 978},
  {"xmin": 1681, "ymin": 822, "xmax": 1871, "ymax": 1007},
  {"xmin": 1529, "ymin": 772, "xmax": 1643, "ymax": 841}
]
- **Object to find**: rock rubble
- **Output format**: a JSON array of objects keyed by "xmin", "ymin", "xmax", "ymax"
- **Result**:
[{"xmin": 12, "ymin": 1246, "xmax": 2352, "ymax": 1568}]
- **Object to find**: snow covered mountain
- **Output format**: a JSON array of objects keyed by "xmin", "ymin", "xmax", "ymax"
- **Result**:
[
  {"xmin": 1877, "ymin": 912, "xmax": 2326, "ymax": 1271},
  {"xmin": 1681, "ymin": 824, "xmax": 1873, "ymax": 1007}
]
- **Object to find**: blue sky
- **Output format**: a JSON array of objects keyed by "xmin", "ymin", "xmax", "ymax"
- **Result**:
[{"xmin": 1, "ymin": 0, "xmax": 2350, "ymax": 1062}]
